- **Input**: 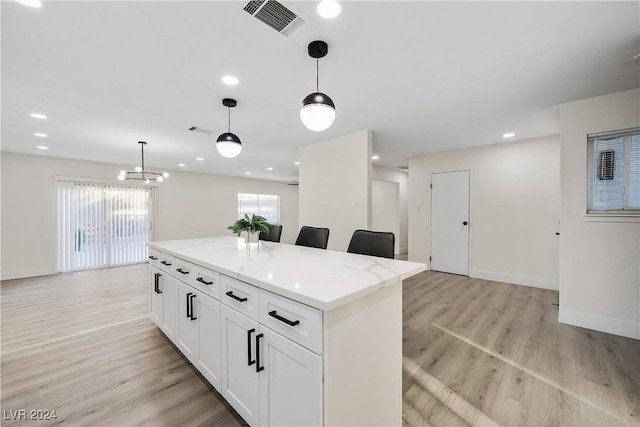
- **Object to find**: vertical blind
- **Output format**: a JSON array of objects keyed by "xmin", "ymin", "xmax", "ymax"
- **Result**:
[
  {"xmin": 57, "ymin": 179, "xmax": 154, "ymax": 272},
  {"xmin": 587, "ymin": 128, "xmax": 640, "ymax": 213}
]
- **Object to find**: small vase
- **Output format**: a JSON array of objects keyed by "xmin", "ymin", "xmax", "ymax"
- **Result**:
[{"xmin": 244, "ymin": 231, "xmax": 259, "ymax": 251}]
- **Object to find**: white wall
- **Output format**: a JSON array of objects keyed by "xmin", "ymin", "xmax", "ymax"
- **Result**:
[
  {"xmin": 1, "ymin": 152, "xmax": 298, "ymax": 280},
  {"xmin": 298, "ymin": 130, "xmax": 372, "ymax": 251},
  {"xmin": 409, "ymin": 135, "xmax": 560, "ymax": 290},
  {"xmin": 559, "ymin": 88, "xmax": 640, "ymax": 339},
  {"xmin": 372, "ymin": 166, "xmax": 408, "ymax": 254}
]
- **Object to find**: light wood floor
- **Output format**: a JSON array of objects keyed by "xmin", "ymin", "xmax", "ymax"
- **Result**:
[{"xmin": 1, "ymin": 264, "xmax": 639, "ymax": 426}]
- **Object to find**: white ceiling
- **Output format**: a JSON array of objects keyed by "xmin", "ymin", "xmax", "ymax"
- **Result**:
[{"xmin": 2, "ymin": 1, "xmax": 639, "ymax": 182}]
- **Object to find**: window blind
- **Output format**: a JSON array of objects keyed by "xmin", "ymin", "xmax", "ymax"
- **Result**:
[
  {"xmin": 587, "ymin": 128, "xmax": 640, "ymax": 213},
  {"xmin": 57, "ymin": 180, "xmax": 154, "ymax": 272},
  {"xmin": 238, "ymin": 193, "xmax": 280, "ymax": 223}
]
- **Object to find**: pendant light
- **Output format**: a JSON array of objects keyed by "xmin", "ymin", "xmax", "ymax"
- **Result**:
[
  {"xmin": 300, "ymin": 40, "xmax": 335, "ymax": 132},
  {"xmin": 216, "ymin": 98, "xmax": 242, "ymax": 158},
  {"xmin": 118, "ymin": 141, "xmax": 169, "ymax": 183}
]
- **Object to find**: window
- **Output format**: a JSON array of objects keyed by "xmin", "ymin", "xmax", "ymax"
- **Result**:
[
  {"xmin": 57, "ymin": 179, "xmax": 154, "ymax": 272},
  {"xmin": 587, "ymin": 127, "xmax": 640, "ymax": 214},
  {"xmin": 238, "ymin": 193, "xmax": 280, "ymax": 223}
]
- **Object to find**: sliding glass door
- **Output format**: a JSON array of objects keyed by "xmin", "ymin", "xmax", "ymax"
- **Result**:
[{"xmin": 57, "ymin": 179, "xmax": 155, "ymax": 272}]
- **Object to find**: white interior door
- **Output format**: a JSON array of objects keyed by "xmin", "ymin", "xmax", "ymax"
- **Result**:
[
  {"xmin": 372, "ymin": 180, "xmax": 400, "ymax": 254},
  {"xmin": 430, "ymin": 171, "xmax": 470, "ymax": 275}
]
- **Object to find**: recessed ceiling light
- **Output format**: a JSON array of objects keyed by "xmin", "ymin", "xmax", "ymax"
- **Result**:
[
  {"xmin": 196, "ymin": 157, "xmax": 204, "ymax": 161},
  {"xmin": 317, "ymin": 0, "xmax": 341, "ymax": 18},
  {"xmin": 245, "ymin": 172, "xmax": 251, "ymax": 175},
  {"xmin": 294, "ymin": 161, "xmax": 300, "ymax": 166},
  {"xmin": 36, "ymin": 145, "xmax": 48, "ymax": 150},
  {"xmin": 267, "ymin": 167, "xmax": 273, "ymax": 171},
  {"xmin": 34, "ymin": 133, "xmax": 48, "ymax": 137},
  {"xmin": 371, "ymin": 155, "xmax": 380, "ymax": 160},
  {"xmin": 503, "ymin": 132, "xmax": 515, "ymax": 138},
  {"xmin": 16, "ymin": 0, "xmax": 42, "ymax": 8},
  {"xmin": 222, "ymin": 76, "xmax": 239, "ymax": 85},
  {"xmin": 178, "ymin": 163, "xmax": 186, "ymax": 167},
  {"xmin": 30, "ymin": 113, "xmax": 47, "ymax": 119}
]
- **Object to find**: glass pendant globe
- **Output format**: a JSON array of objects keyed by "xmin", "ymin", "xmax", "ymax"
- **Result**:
[
  {"xmin": 216, "ymin": 141, "xmax": 242, "ymax": 158},
  {"xmin": 117, "ymin": 174, "xmax": 125, "ymax": 181},
  {"xmin": 300, "ymin": 103, "xmax": 336, "ymax": 132}
]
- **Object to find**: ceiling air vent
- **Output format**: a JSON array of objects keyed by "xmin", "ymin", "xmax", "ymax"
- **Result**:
[
  {"xmin": 188, "ymin": 126, "xmax": 214, "ymax": 136},
  {"xmin": 244, "ymin": 0, "xmax": 305, "ymax": 37}
]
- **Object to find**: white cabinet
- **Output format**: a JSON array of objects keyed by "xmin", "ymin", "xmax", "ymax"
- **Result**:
[
  {"xmin": 221, "ymin": 301, "xmax": 323, "ymax": 427},
  {"xmin": 221, "ymin": 305, "xmax": 260, "ymax": 426},
  {"xmin": 149, "ymin": 266, "xmax": 163, "ymax": 326},
  {"xmin": 176, "ymin": 281, "xmax": 198, "ymax": 361},
  {"xmin": 258, "ymin": 326, "xmax": 322, "ymax": 427},
  {"xmin": 149, "ymin": 265, "xmax": 177, "ymax": 343},
  {"xmin": 175, "ymin": 280, "xmax": 222, "ymax": 390}
]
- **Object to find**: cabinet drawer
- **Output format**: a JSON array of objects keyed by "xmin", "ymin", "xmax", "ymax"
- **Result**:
[
  {"xmin": 148, "ymin": 248, "xmax": 161, "ymax": 268},
  {"xmin": 173, "ymin": 259, "xmax": 194, "ymax": 284},
  {"xmin": 221, "ymin": 275, "xmax": 259, "ymax": 321},
  {"xmin": 260, "ymin": 291, "xmax": 322, "ymax": 354},
  {"xmin": 190, "ymin": 265, "xmax": 221, "ymax": 301},
  {"xmin": 158, "ymin": 253, "xmax": 175, "ymax": 273}
]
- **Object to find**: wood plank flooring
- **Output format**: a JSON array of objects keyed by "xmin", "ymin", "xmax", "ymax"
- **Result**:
[{"xmin": 1, "ymin": 264, "xmax": 639, "ymax": 426}]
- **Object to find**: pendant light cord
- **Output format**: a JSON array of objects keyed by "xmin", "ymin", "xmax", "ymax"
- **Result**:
[
  {"xmin": 316, "ymin": 58, "xmax": 319, "ymax": 92},
  {"xmin": 228, "ymin": 107, "xmax": 231, "ymax": 132},
  {"xmin": 140, "ymin": 142, "xmax": 145, "ymax": 172}
]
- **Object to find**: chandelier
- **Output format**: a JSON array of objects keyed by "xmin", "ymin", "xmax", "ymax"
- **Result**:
[{"xmin": 118, "ymin": 141, "xmax": 169, "ymax": 183}]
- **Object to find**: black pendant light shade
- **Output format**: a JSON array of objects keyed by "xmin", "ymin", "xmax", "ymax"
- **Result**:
[
  {"xmin": 302, "ymin": 92, "xmax": 335, "ymax": 109},
  {"xmin": 300, "ymin": 40, "xmax": 336, "ymax": 132},
  {"xmin": 216, "ymin": 98, "xmax": 242, "ymax": 158}
]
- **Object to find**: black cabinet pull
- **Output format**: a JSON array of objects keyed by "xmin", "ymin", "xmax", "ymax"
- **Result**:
[
  {"xmin": 189, "ymin": 294, "xmax": 197, "ymax": 321},
  {"xmin": 256, "ymin": 333, "xmax": 264, "ymax": 373},
  {"xmin": 197, "ymin": 277, "xmax": 213, "ymax": 285},
  {"xmin": 161, "ymin": 261, "xmax": 172, "ymax": 266},
  {"xmin": 463, "ymin": 221, "xmax": 468, "ymax": 226},
  {"xmin": 148, "ymin": 255, "xmax": 158, "ymax": 260},
  {"xmin": 154, "ymin": 272, "xmax": 162, "ymax": 294},
  {"xmin": 268, "ymin": 310, "xmax": 300, "ymax": 327},
  {"xmin": 176, "ymin": 268, "xmax": 189, "ymax": 275},
  {"xmin": 186, "ymin": 292, "xmax": 193, "ymax": 319},
  {"xmin": 226, "ymin": 291, "xmax": 248, "ymax": 303},
  {"xmin": 247, "ymin": 329, "xmax": 256, "ymax": 366}
]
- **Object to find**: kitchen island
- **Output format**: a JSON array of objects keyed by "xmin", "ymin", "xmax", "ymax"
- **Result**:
[{"xmin": 147, "ymin": 236, "xmax": 426, "ymax": 426}]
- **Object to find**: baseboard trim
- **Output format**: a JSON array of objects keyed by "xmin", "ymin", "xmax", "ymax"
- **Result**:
[
  {"xmin": 400, "ymin": 247, "xmax": 408, "ymax": 255},
  {"xmin": 1, "ymin": 268, "xmax": 56, "ymax": 281},
  {"xmin": 559, "ymin": 307, "xmax": 640, "ymax": 340},
  {"xmin": 470, "ymin": 269, "xmax": 558, "ymax": 291}
]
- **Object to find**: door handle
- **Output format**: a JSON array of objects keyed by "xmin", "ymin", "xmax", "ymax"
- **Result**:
[
  {"xmin": 256, "ymin": 333, "xmax": 264, "ymax": 373},
  {"xmin": 186, "ymin": 292, "xmax": 193, "ymax": 319},
  {"xmin": 247, "ymin": 329, "xmax": 256, "ymax": 366},
  {"xmin": 463, "ymin": 221, "xmax": 468, "ymax": 226},
  {"xmin": 189, "ymin": 294, "xmax": 197, "ymax": 320},
  {"xmin": 154, "ymin": 273, "xmax": 162, "ymax": 294}
]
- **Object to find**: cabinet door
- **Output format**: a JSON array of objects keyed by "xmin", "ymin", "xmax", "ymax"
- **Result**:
[
  {"xmin": 258, "ymin": 327, "xmax": 322, "ymax": 427},
  {"xmin": 149, "ymin": 267, "xmax": 163, "ymax": 327},
  {"xmin": 161, "ymin": 274, "xmax": 177, "ymax": 342},
  {"xmin": 176, "ymin": 281, "xmax": 198, "ymax": 362},
  {"xmin": 196, "ymin": 292, "xmax": 221, "ymax": 391},
  {"xmin": 221, "ymin": 305, "xmax": 260, "ymax": 426}
]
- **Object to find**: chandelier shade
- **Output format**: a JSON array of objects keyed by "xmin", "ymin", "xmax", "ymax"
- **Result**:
[{"xmin": 117, "ymin": 141, "xmax": 169, "ymax": 184}]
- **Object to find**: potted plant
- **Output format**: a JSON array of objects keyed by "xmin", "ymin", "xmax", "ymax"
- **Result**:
[{"xmin": 228, "ymin": 214, "xmax": 270, "ymax": 249}]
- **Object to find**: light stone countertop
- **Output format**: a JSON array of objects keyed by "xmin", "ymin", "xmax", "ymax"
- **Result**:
[{"xmin": 148, "ymin": 236, "xmax": 427, "ymax": 311}]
